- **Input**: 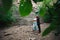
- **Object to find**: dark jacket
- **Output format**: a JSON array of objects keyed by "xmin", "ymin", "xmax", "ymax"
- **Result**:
[{"xmin": 37, "ymin": 17, "xmax": 40, "ymax": 25}]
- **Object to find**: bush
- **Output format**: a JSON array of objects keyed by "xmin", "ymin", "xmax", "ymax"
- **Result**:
[
  {"xmin": 0, "ymin": 8, "xmax": 16, "ymax": 28},
  {"xmin": 44, "ymin": 13, "xmax": 52, "ymax": 23}
]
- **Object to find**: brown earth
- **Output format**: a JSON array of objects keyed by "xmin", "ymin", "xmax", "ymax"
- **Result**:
[{"xmin": 0, "ymin": 23, "xmax": 54, "ymax": 40}]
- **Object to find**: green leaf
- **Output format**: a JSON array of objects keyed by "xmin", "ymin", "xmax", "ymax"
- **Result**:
[
  {"xmin": 33, "ymin": 0, "xmax": 43, "ymax": 3},
  {"xmin": 19, "ymin": 0, "xmax": 32, "ymax": 17},
  {"xmin": 44, "ymin": 0, "xmax": 52, "ymax": 5},
  {"xmin": 39, "ymin": 4, "xmax": 46, "ymax": 17},
  {"xmin": 42, "ymin": 20, "xmax": 58, "ymax": 36},
  {"xmin": 2, "ymin": 0, "xmax": 13, "ymax": 13}
]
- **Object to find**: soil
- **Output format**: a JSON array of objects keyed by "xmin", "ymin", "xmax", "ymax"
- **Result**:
[{"xmin": 0, "ymin": 23, "xmax": 54, "ymax": 40}]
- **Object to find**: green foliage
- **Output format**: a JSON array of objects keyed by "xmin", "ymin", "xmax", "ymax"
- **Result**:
[
  {"xmin": 42, "ymin": 0, "xmax": 60, "ymax": 36},
  {"xmin": 0, "ymin": 0, "xmax": 13, "ymax": 27},
  {"xmin": 42, "ymin": 20, "xmax": 57, "ymax": 36},
  {"xmin": 44, "ymin": 13, "xmax": 52, "ymax": 23},
  {"xmin": 42, "ymin": 11, "xmax": 60, "ymax": 36},
  {"xmin": 19, "ymin": 0, "xmax": 32, "ymax": 17},
  {"xmin": 33, "ymin": 0, "xmax": 43, "ymax": 3},
  {"xmin": 39, "ymin": 4, "xmax": 46, "ymax": 17},
  {"xmin": 54, "ymin": 1, "xmax": 60, "ymax": 36},
  {"xmin": 0, "ymin": 4, "xmax": 17, "ymax": 27},
  {"xmin": 43, "ymin": 14, "xmax": 60, "ymax": 36},
  {"xmin": 44, "ymin": 0, "xmax": 52, "ymax": 5},
  {"xmin": 0, "ymin": 10, "xmax": 13, "ymax": 27},
  {"xmin": 43, "ymin": 6, "xmax": 54, "ymax": 23},
  {"xmin": 2, "ymin": 0, "xmax": 12, "ymax": 13}
]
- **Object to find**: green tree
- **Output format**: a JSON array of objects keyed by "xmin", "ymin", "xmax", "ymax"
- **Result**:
[{"xmin": 0, "ymin": 0, "xmax": 15, "ymax": 27}]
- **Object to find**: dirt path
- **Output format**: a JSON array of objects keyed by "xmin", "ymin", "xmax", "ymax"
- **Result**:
[{"xmin": 0, "ymin": 23, "xmax": 50, "ymax": 40}]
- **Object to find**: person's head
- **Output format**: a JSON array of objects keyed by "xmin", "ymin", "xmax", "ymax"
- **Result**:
[{"xmin": 36, "ymin": 16, "xmax": 39, "ymax": 18}]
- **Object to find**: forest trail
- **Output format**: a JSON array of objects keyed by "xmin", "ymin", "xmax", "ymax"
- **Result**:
[{"xmin": 0, "ymin": 23, "xmax": 54, "ymax": 40}]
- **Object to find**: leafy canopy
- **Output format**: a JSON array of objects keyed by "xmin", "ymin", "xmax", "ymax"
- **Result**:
[{"xmin": 19, "ymin": 0, "xmax": 32, "ymax": 17}]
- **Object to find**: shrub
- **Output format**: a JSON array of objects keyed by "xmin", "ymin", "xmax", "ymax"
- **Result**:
[
  {"xmin": 44, "ymin": 13, "xmax": 52, "ymax": 23},
  {"xmin": 0, "ymin": 6, "xmax": 16, "ymax": 28}
]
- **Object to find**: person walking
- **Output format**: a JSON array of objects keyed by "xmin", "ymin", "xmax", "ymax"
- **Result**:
[{"xmin": 36, "ymin": 16, "xmax": 41, "ymax": 33}]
